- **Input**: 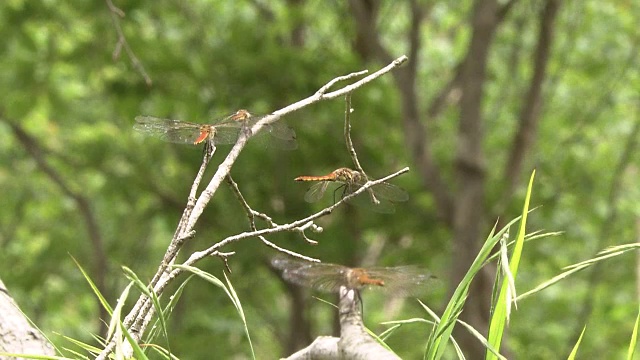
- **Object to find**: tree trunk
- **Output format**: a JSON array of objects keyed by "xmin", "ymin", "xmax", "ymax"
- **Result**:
[
  {"xmin": 452, "ymin": 0, "xmax": 498, "ymax": 356},
  {"xmin": 0, "ymin": 278, "xmax": 56, "ymax": 358}
]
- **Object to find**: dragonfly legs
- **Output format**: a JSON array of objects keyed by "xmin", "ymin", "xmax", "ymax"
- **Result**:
[
  {"xmin": 332, "ymin": 183, "xmax": 380, "ymax": 205},
  {"xmin": 338, "ymin": 287, "xmax": 365, "ymax": 317},
  {"xmin": 240, "ymin": 123, "xmax": 253, "ymax": 138},
  {"xmin": 202, "ymin": 140, "xmax": 216, "ymax": 161},
  {"xmin": 332, "ymin": 184, "xmax": 348, "ymax": 205}
]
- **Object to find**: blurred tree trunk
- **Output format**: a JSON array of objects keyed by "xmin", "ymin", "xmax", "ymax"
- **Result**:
[
  {"xmin": 450, "ymin": 0, "xmax": 498, "ymax": 355},
  {"xmin": 348, "ymin": 0, "xmax": 559, "ymax": 356},
  {"xmin": 0, "ymin": 278, "xmax": 56, "ymax": 357},
  {"xmin": 7, "ymin": 121, "xmax": 110, "ymax": 338}
]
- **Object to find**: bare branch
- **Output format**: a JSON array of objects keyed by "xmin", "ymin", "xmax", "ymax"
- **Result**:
[
  {"xmin": 315, "ymin": 70, "xmax": 368, "ymax": 95},
  {"xmin": 184, "ymin": 55, "xmax": 408, "ymax": 234},
  {"xmin": 226, "ymin": 175, "xmax": 315, "ymax": 258},
  {"xmin": 285, "ymin": 287, "xmax": 400, "ymax": 359},
  {"xmin": 105, "ymin": 0, "xmax": 152, "ymax": 86},
  {"xmin": 97, "ymin": 57, "xmax": 408, "ymax": 359},
  {"xmin": 496, "ymin": 0, "xmax": 560, "ymax": 217},
  {"xmin": 186, "ymin": 167, "xmax": 410, "ymax": 261},
  {"xmin": 6, "ymin": 121, "xmax": 110, "ymax": 337}
]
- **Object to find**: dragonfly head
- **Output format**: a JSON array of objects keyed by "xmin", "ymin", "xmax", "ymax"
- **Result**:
[
  {"xmin": 334, "ymin": 168, "xmax": 361, "ymax": 183},
  {"xmin": 194, "ymin": 126, "xmax": 215, "ymax": 145},
  {"xmin": 231, "ymin": 109, "xmax": 252, "ymax": 122}
]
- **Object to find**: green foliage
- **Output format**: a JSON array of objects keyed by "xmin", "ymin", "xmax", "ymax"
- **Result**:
[
  {"xmin": 568, "ymin": 326, "xmax": 586, "ymax": 360},
  {"xmin": 486, "ymin": 172, "xmax": 534, "ymax": 359},
  {"xmin": 0, "ymin": 0, "xmax": 639, "ymax": 359}
]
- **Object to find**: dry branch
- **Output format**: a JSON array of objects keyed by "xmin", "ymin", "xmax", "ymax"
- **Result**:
[{"xmin": 96, "ymin": 55, "xmax": 408, "ymax": 359}]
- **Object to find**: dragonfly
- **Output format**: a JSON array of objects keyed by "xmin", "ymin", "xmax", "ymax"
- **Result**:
[
  {"xmin": 294, "ymin": 167, "xmax": 408, "ymax": 213},
  {"xmin": 271, "ymin": 257, "xmax": 434, "ymax": 297},
  {"xmin": 134, "ymin": 109, "xmax": 297, "ymax": 150}
]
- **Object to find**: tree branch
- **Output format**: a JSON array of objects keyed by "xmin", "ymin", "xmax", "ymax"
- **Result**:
[
  {"xmin": 96, "ymin": 56, "xmax": 408, "ymax": 359},
  {"xmin": 0, "ymin": 278, "xmax": 56, "ymax": 358},
  {"xmin": 105, "ymin": 0, "xmax": 152, "ymax": 85},
  {"xmin": 283, "ymin": 287, "xmax": 400, "ymax": 359},
  {"xmin": 6, "ymin": 121, "xmax": 110, "ymax": 337},
  {"xmin": 348, "ymin": 0, "xmax": 455, "ymax": 224},
  {"xmin": 496, "ymin": 0, "xmax": 560, "ymax": 217}
]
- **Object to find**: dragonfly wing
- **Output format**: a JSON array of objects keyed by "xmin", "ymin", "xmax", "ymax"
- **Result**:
[
  {"xmin": 363, "ymin": 266, "xmax": 436, "ymax": 297},
  {"xmin": 134, "ymin": 116, "xmax": 204, "ymax": 144},
  {"xmin": 266, "ymin": 121, "xmax": 296, "ymax": 141},
  {"xmin": 370, "ymin": 182, "xmax": 409, "ymax": 202},
  {"xmin": 304, "ymin": 182, "xmax": 331, "ymax": 203},
  {"xmin": 272, "ymin": 258, "xmax": 345, "ymax": 293},
  {"xmin": 346, "ymin": 192, "xmax": 397, "ymax": 213},
  {"xmin": 248, "ymin": 121, "xmax": 298, "ymax": 150},
  {"xmin": 209, "ymin": 126, "xmax": 242, "ymax": 145}
]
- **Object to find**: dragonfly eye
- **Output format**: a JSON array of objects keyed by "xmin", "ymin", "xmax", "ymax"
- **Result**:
[{"xmin": 232, "ymin": 109, "xmax": 251, "ymax": 122}]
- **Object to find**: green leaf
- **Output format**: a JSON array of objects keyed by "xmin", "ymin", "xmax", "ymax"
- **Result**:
[
  {"xmin": 171, "ymin": 264, "xmax": 255, "ymax": 360},
  {"xmin": 486, "ymin": 170, "xmax": 535, "ymax": 359},
  {"xmin": 628, "ymin": 305, "xmax": 640, "ymax": 360},
  {"xmin": 122, "ymin": 266, "xmax": 171, "ymax": 356},
  {"xmin": 568, "ymin": 326, "xmax": 586, "ymax": 360}
]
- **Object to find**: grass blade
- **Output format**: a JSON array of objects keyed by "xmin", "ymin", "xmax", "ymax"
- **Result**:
[
  {"xmin": 71, "ymin": 256, "xmax": 112, "ymax": 316},
  {"xmin": 426, "ymin": 215, "xmax": 521, "ymax": 359},
  {"xmin": 222, "ymin": 271, "xmax": 255, "ymax": 360},
  {"xmin": 122, "ymin": 266, "xmax": 171, "ymax": 356},
  {"xmin": 172, "ymin": 264, "xmax": 255, "ymax": 360},
  {"xmin": 567, "ymin": 326, "xmax": 586, "ymax": 360},
  {"xmin": 486, "ymin": 171, "xmax": 535, "ymax": 359},
  {"xmin": 627, "ymin": 305, "xmax": 640, "ymax": 360}
]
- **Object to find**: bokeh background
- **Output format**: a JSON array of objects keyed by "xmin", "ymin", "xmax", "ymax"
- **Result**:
[{"xmin": 1, "ymin": 0, "xmax": 639, "ymax": 358}]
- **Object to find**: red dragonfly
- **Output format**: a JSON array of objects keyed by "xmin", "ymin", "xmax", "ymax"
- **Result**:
[
  {"xmin": 271, "ymin": 257, "xmax": 434, "ymax": 297},
  {"xmin": 295, "ymin": 167, "xmax": 408, "ymax": 213},
  {"xmin": 134, "ymin": 109, "xmax": 297, "ymax": 149}
]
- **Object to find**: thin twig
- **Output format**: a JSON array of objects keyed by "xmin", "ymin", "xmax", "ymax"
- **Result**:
[
  {"xmin": 97, "ymin": 56, "xmax": 407, "ymax": 359},
  {"xmin": 185, "ymin": 168, "xmax": 410, "ymax": 263},
  {"xmin": 316, "ymin": 70, "xmax": 369, "ymax": 95},
  {"xmin": 105, "ymin": 0, "xmax": 152, "ymax": 86},
  {"xmin": 344, "ymin": 94, "xmax": 365, "ymax": 174},
  {"xmin": 225, "ymin": 175, "xmax": 313, "ymax": 257},
  {"xmin": 185, "ymin": 55, "xmax": 408, "ymax": 234},
  {"xmin": 343, "ymin": 94, "xmax": 379, "ymax": 204},
  {"xmin": 114, "ymin": 144, "xmax": 214, "ymax": 355},
  {"xmin": 225, "ymin": 175, "xmax": 275, "ymax": 229}
]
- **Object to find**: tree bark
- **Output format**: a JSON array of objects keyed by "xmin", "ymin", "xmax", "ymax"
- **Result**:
[
  {"xmin": 284, "ymin": 287, "xmax": 400, "ymax": 360},
  {"xmin": 8, "ymin": 122, "xmax": 110, "ymax": 337},
  {"xmin": 452, "ymin": 0, "xmax": 499, "ymax": 356},
  {"xmin": 0, "ymin": 279, "xmax": 56, "ymax": 358},
  {"xmin": 497, "ymin": 0, "xmax": 560, "ymax": 218}
]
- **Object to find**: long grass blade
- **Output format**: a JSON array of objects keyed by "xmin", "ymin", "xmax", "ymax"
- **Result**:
[
  {"xmin": 120, "ymin": 321, "xmax": 149, "ymax": 360},
  {"xmin": 71, "ymin": 256, "xmax": 113, "ymax": 315},
  {"xmin": 486, "ymin": 171, "xmax": 535, "ymax": 359},
  {"xmin": 171, "ymin": 264, "xmax": 255, "ymax": 360},
  {"xmin": 426, "ymin": 215, "xmax": 522, "ymax": 359},
  {"xmin": 122, "ymin": 266, "xmax": 171, "ymax": 356},
  {"xmin": 145, "ymin": 275, "xmax": 193, "ymax": 344},
  {"xmin": 107, "ymin": 282, "xmax": 133, "ymax": 344},
  {"xmin": 627, "ymin": 304, "xmax": 640, "ymax": 360},
  {"xmin": 567, "ymin": 326, "xmax": 586, "ymax": 360},
  {"xmin": 223, "ymin": 271, "xmax": 256, "ymax": 360},
  {"xmin": 517, "ymin": 243, "xmax": 640, "ymax": 301}
]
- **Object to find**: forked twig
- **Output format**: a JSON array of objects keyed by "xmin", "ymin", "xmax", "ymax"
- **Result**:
[
  {"xmin": 343, "ymin": 94, "xmax": 379, "ymax": 204},
  {"xmin": 225, "ymin": 175, "xmax": 316, "ymax": 256},
  {"xmin": 96, "ymin": 56, "xmax": 408, "ymax": 359},
  {"xmin": 105, "ymin": 0, "xmax": 152, "ymax": 85}
]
